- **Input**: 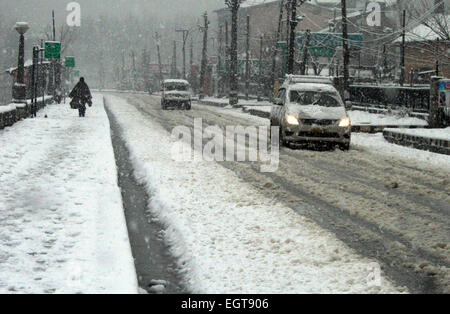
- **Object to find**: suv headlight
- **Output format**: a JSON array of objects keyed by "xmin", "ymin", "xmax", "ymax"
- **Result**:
[
  {"xmin": 339, "ymin": 117, "xmax": 351, "ymax": 128},
  {"xmin": 286, "ymin": 115, "xmax": 299, "ymax": 125}
]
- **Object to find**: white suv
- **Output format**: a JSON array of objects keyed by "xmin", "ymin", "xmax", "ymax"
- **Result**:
[
  {"xmin": 161, "ymin": 79, "xmax": 192, "ymax": 110},
  {"xmin": 270, "ymin": 76, "xmax": 351, "ymax": 150}
]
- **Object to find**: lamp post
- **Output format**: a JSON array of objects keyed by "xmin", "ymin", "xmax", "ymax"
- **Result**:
[{"xmin": 12, "ymin": 22, "xmax": 29, "ymax": 103}]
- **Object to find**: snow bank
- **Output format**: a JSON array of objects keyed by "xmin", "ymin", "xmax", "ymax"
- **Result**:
[
  {"xmin": 105, "ymin": 94, "xmax": 403, "ymax": 294},
  {"xmin": 353, "ymin": 133, "xmax": 450, "ymax": 169},
  {"xmin": 384, "ymin": 127, "xmax": 450, "ymax": 142},
  {"xmin": 349, "ymin": 111, "xmax": 428, "ymax": 126},
  {"xmin": 0, "ymin": 95, "xmax": 138, "ymax": 293},
  {"xmin": 0, "ymin": 104, "xmax": 16, "ymax": 114}
]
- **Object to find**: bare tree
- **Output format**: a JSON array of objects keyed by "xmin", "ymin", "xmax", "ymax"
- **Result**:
[{"xmin": 402, "ymin": 0, "xmax": 449, "ymax": 40}]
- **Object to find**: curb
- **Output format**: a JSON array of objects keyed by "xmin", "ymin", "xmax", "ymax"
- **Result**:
[
  {"xmin": 383, "ymin": 129, "xmax": 450, "ymax": 155},
  {"xmin": 350, "ymin": 105, "xmax": 428, "ymax": 121},
  {"xmin": 351, "ymin": 124, "xmax": 426, "ymax": 133},
  {"xmin": 198, "ymin": 100, "xmax": 230, "ymax": 108}
]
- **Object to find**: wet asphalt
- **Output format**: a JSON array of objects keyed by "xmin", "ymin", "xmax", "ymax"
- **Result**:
[{"xmin": 105, "ymin": 104, "xmax": 185, "ymax": 294}]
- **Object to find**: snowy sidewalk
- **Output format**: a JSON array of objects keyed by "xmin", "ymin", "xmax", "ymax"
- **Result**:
[{"xmin": 0, "ymin": 95, "xmax": 137, "ymax": 293}]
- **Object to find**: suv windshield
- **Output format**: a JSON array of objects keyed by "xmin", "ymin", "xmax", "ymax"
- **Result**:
[
  {"xmin": 165, "ymin": 83, "xmax": 189, "ymax": 91},
  {"xmin": 290, "ymin": 91, "xmax": 341, "ymax": 107}
]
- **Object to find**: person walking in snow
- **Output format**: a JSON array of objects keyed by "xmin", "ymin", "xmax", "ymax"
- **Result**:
[{"xmin": 69, "ymin": 77, "xmax": 92, "ymax": 117}]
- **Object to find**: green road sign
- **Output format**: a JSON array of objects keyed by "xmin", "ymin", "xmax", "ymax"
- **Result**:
[
  {"xmin": 65, "ymin": 56, "xmax": 75, "ymax": 68},
  {"xmin": 45, "ymin": 41, "xmax": 61, "ymax": 59},
  {"xmin": 73, "ymin": 70, "xmax": 80, "ymax": 77},
  {"xmin": 309, "ymin": 47, "xmax": 335, "ymax": 58},
  {"xmin": 298, "ymin": 32, "xmax": 363, "ymax": 52}
]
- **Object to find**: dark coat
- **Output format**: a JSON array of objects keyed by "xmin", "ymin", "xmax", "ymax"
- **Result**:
[{"xmin": 69, "ymin": 81, "xmax": 91, "ymax": 102}]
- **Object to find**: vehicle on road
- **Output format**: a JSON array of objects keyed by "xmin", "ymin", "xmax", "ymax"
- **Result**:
[
  {"xmin": 270, "ymin": 75, "xmax": 351, "ymax": 150},
  {"xmin": 161, "ymin": 79, "xmax": 192, "ymax": 110}
]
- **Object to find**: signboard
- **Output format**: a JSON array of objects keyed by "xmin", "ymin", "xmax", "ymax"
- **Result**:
[
  {"xmin": 45, "ymin": 41, "xmax": 61, "ymax": 59},
  {"xmin": 439, "ymin": 80, "xmax": 450, "ymax": 91},
  {"xmin": 65, "ymin": 56, "xmax": 75, "ymax": 68},
  {"xmin": 309, "ymin": 47, "xmax": 334, "ymax": 58},
  {"xmin": 297, "ymin": 32, "xmax": 363, "ymax": 56},
  {"xmin": 73, "ymin": 70, "xmax": 80, "ymax": 77}
]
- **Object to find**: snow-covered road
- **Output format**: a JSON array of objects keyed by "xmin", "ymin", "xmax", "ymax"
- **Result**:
[
  {"xmin": 105, "ymin": 94, "xmax": 407, "ymax": 293},
  {"xmin": 0, "ymin": 95, "xmax": 137, "ymax": 293},
  {"xmin": 106, "ymin": 93, "xmax": 449, "ymax": 294}
]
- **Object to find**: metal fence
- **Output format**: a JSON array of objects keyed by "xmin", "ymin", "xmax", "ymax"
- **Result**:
[
  {"xmin": 0, "ymin": 72, "xmax": 12, "ymax": 105},
  {"xmin": 349, "ymin": 84, "xmax": 431, "ymax": 113}
]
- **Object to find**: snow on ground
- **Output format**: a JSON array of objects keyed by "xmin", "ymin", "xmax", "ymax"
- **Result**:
[
  {"xmin": 0, "ymin": 95, "xmax": 138, "ymax": 294},
  {"xmin": 348, "ymin": 110, "xmax": 428, "ymax": 126},
  {"xmin": 384, "ymin": 127, "xmax": 450, "ymax": 141},
  {"xmin": 202, "ymin": 97, "xmax": 272, "ymax": 107},
  {"xmin": 105, "ymin": 94, "xmax": 404, "ymax": 294},
  {"xmin": 353, "ymin": 133, "xmax": 450, "ymax": 170}
]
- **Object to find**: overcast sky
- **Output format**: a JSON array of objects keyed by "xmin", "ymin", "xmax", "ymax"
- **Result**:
[{"xmin": 0, "ymin": 0, "xmax": 223, "ymax": 25}]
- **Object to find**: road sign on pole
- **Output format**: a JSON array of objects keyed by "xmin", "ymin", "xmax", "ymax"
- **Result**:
[
  {"xmin": 45, "ymin": 41, "xmax": 61, "ymax": 59},
  {"xmin": 308, "ymin": 47, "xmax": 335, "ymax": 58},
  {"xmin": 297, "ymin": 32, "xmax": 363, "ymax": 57},
  {"xmin": 65, "ymin": 56, "xmax": 75, "ymax": 68}
]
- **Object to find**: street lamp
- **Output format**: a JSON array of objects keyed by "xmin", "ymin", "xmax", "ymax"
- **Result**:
[{"xmin": 12, "ymin": 22, "xmax": 29, "ymax": 103}]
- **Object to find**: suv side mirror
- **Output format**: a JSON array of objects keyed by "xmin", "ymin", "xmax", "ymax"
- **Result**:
[
  {"xmin": 273, "ymin": 97, "xmax": 283, "ymax": 106},
  {"xmin": 345, "ymin": 101, "xmax": 353, "ymax": 110}
]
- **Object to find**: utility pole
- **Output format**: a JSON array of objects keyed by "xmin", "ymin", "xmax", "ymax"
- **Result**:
[
  {"xmin": 52, "ymin": 10, "xmax": 57, "ymax": 97},
  {"xmin": 176, "ymin": 28, "xmax": 189, "ymax": 79},
  {"xmin": 271, "ymin": 0, "xmax": 285, "ymax": 99},
  {"xmin": 199, "ymin": 11, "xmax": 209, "ymax": 99},
  {"xmin": 300, "ymin": 29, "xmax": 311, "ymax": 75},
  {"xmin": 435, "ymin": 38, "xmax": 440, "ymax": 76},
  {"xmin": 189, "ymin": 39, "xmax": 194, "ymax": 81},
  {"xmin": 131, "ymin": 50, "xmax": 137, "ymax": 90},
  {"xmin": 341, "ymin": 0, "xmax": 350, "ymax": 95},
  {"xmin": 245, "ymin": 15, "xmax": 251, "ymax": 100},
  {"xmin": 218, "ymin": 25, "xmax": 224, "ymax": 96},
  {"xmin": 285, "ymin": 1, "xmax": 290, "ymax": 42},
  {"xmin": 225, "ymin": 20, "xmax": 230, "ymax": 95},
  {"xmin": 40, "ymin": 39, "xmax": 45, "ymax": 104},
  {"xmin": 52, "ymin": 10, "xmax": 56, "ymax": 41},
  {"xmin": 32, "ymin": 46, "xmax": 39, "ymax": 117},
  {"xmin": 172, "ymin": 40, "xmax": 177, "ymax": 78},
  {"xmin": 400, "ymin": 9, "xmax": 406, "ymax": 86},
  {"xmin": 287, "ymin": 0, "xmax": 298, "ymax": 74},
  {"xmin": 226, "ymin": 0, "xmax": 244, "ymax": 106},
  {"xmin": 121, "ymin": 52, "xmax": 126, "ymax": 90},
  {"xmin": 258, "ymin": 35, "xmax": 264, "ymax": 101},
  {"xmin": 142, "ymin": 48, "xmax": 150, "ymax": 93},
  {"xmin": 155, "ymin": 32, "xmax": 163, "ymax": 88}
]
